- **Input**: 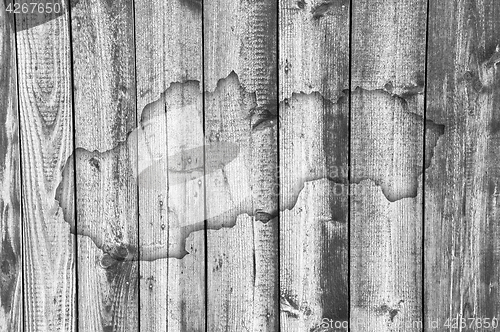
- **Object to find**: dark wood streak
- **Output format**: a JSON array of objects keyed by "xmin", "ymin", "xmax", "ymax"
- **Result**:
[
  {"xmin": 204, "ymin": 0, "xmax": 279, "ymax": 328},
  {"xmin": 279, "ymin": 0, "xmax": 349, "ymax": 329},
  {"xmin": 321, "ymin": 95, "xmax": 349, "ymax": 323},
  {"xmin": 70, "ymin": 0, "xmax": 138, "ymax": 330}
]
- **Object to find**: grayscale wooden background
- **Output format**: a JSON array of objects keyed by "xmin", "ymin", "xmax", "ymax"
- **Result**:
[{"xmin": 1, "ymin": 0, "xmax": 500, "ymax": 331}]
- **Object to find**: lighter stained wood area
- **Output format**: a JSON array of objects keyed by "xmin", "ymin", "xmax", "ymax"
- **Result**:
[
  {"xmin": 204, "ymin": 0, "xmax": 279, "ymax": 330},
  {"xmin": 350, "ymin": 1, "xmax": 427, "ymax": 330},
  {"xmin": 425, "ymin": 0, "xmax": 500, "ymax": 328},
  {"xmin": 134, "ymin": 0, "xmax": 205, "ymax": 330}
]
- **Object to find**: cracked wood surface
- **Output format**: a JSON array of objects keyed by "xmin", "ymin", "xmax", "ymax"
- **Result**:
[
  {"xmin": 134, "ymin": 0, "xmax": 205, "ymax": 330},
  {"xmin": 204, "ymin": 0, "xmax": 279, "ymax": 330},
  {"xmin": 14, "ymin": 1, "xmax": 76, "ymax": 330},
  {"xmin": 425, "ymin": 0, "xmax": 500, "ymax": 329},
  {"xmin": 279, "ymin": 0, "xmax": 349, "ymax": 331}
]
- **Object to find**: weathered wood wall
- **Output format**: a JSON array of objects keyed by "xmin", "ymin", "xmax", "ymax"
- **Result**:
[
  {"xmin": 204, "ymin": 0, "xmax": 279, "ymax": 330},
  {"xmin": 70, "ymin": 0, "xmax": 138, "ymax": 331},
  {"xmin": 1, "ymin": 0, "xmax": 500, "ymax": 331}
]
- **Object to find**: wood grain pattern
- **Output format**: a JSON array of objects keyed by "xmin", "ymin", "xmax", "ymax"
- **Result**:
[
  {"xmin": 15, "ymin": 1, "xmax": 76, "ymax": 330},
  {"xmin": 0, "ymin": 5, "xmax": 22, "ymax": 332},
  {"xmin": 280, "ymin": 179, "xmax": 348, "ymax": 331},
  {"xmin": 425, "ymin": 0, "xmax": 500, "ymax": 328},
  {"xmin": 204, "ymin": 0, "xmax": 279, "ymax": 330},
  {"xmin": 134, "ymin": 0, "xmax": 205, "ymax": 330},
  {"xmin": 69, "ymin": 0, "xmax": 138, "ymax": 330},
  {"xmin": 279, "ymin": 0, "xmax": 349, "ymax": 330},
  {"xmin": 133, "ymin": 1, "xmax": 168, "ymax": 331},
  {"xmin": 350, "ymin": 0, "xmax": 427, "ymax": 330}
]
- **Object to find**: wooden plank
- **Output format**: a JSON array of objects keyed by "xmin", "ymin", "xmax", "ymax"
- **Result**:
[
  {"xmin": 350, "ymin": 0, "xmax": 428, "ymax": 330},
  {"xmin": 278, "ymin": 0, "xmax": 349, "ymax": 331},
  {"xmin": 134, "ymin": 0, "xmax": 205, "ymax": 330},
  {"xmin": 14, "ymin": 0, "xmax": 76, "ymax": 330},
  {"xmin": 133, "ymin": 1, "xmax": 168, "ymax": 331},
  {"xmin": 204, "ymin": 0, "xmax": 279, "ymax": 329},
  {"xmin": 0, "ymin": 4, "xmax": 22, "ymax": 332},
  {"xmin": 68, "ymin": 0, "xmax": 138, "ymax": 331},
  {"xmin": 425, "ymin": 0, "xmax": 500, "ymax": 328}
]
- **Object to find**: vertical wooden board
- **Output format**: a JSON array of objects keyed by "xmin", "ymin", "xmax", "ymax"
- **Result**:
[
  {"xmin": 350, "ymin": 0, "xmax": 427, "ymax": 330},
  {"xmin": 0, "ymin": 5, "xmax": 22, "ymax": 332},
  {"xmin": 349, "ymin": 90, "xmax": 437, "ymax": 331},
  {"xmin": 279, "ymin": 0, "xmax": 349, "ymax": 330},
  {"xmin": 15, "ymin": 0, "xmax": 76, "ymax": 330},
  {"xmin": 204, "ymin": 0, "xmax": 279, "ymax": 330},
  {"xmin": 133, "ymin": 1, "xmax": 167, "ymax": 331},
  {"xmin": 69, "ymin": 0, "xmax": 138, "ymax": 331},
  {"xmin": 134, "ymin": 0, "xmax": 205, "ymax": 330},
  {"xmin": 425, "ymin": 0, "xmax": 500, "ymax": 328}
]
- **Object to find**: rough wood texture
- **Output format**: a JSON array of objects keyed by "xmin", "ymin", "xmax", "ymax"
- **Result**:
[
  {"xmin": 425, "ymin": 0, "xmax": 500, "ymax": 328},
  {"xmin": 350, "ymin": 0, "xmax": 427, "ymax": 330},
  {"xmin": 69, "ymin": 0, "xmax": 138, "ymax": 330},
  {"xmin": 133, "ymin": 1, "xmax": 168, "ymax": 331},
  {"xmin": 134, "ymin": 0, "xmax": 205, "ymax": 330},
  {"xmin": 0, "ymin": 5, "xmax": 22, "ymax": 332},
  {"xmin": 204, "ymin": 0, "xmax": 279, "ymax": 329},
  {"xmin": 279, "ymin": 0, "xmax": 349, "ymax": 330},
  {"xmin": 15, "ymin": 1, "xmax": 76, "ymax": 330}
]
